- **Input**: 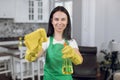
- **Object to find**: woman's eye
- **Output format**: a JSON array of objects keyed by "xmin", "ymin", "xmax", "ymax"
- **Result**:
[
  {"xmin": 54, "ymin": 18, "xmax": 59, "ymax": 21},
  {"xmin": 53, "ymin": 18, "xmax": 66, "ymax": 21},
  {"xmin": 62, "ymin": 18, "xmax": 66, "ymax": 21}
]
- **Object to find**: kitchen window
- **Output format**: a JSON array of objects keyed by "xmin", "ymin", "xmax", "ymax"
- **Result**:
[{"xmin": 29, "ymin": 0, "xmax": 34, "ymax": 20}]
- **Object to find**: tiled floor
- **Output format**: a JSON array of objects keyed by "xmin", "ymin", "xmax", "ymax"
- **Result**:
[
  {"xmin": 0, "ymin": 74, "xmax": 12, "ymax": 80},
  {"xmin": 0, "ymin": 74, "xmax": 43, "ymax": 80},
  {"xmin": 0, "ymin": 75, "xmax": 101, "ymax": 80},
  {"xmin": 0, "ymin": 73, "xmax": 110, "ymax": 80}
]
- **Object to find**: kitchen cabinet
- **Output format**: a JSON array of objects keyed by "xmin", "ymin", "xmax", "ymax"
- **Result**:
[
  {"xmin": 14, "ymin": 0, "xmax": 49, "ymax": 23},
  {"xmin": 0, "ymin": 0, "xmax": 15, "ymax": 18},
  {"xmin": 14, "ymin": 0, "xmax": 29, "ymax": 22},
  {"xmin": 0, "ymin": 0, "xmax": 49, "ymax": 23}
]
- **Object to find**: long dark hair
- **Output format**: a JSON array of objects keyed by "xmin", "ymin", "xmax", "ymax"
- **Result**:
[{"xmin": 47, "ymin": 6, "xmax": 71, "ymax": 40}]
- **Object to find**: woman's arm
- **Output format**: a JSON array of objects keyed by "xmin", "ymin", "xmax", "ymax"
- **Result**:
[
  {"xmin": 37, "ymin": 48, "xmax": 44, "ymax": 58},
  {"xmin": 74, "ymin": 48, "xmax": 83, "ymax": 64}
]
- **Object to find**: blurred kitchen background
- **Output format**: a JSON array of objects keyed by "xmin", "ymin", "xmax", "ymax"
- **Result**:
[
  {"xmin": 0, "ymin": 0, "xmax": 120, "ymax": 80},
  {"xmin": 0, "ymin": 0, "xmax": 120, "ymax": 51}
]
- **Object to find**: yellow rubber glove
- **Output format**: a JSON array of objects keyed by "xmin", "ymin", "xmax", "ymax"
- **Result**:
[
  {"xmin": 25, "ymin": 49, "xmax": 38, "ymax": 62},
  {"xmin": 62, "ymin": 45, "xmax": 83, "ymax": 65},
  {"xmin": 24, "ymin": 28, "xmax": 47, "ymax": 62}
]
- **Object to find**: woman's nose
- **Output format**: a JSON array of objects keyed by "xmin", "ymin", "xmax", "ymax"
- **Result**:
[{"xmin": 58, "ymin": 20, "xmax": 62, "ymax": 24}]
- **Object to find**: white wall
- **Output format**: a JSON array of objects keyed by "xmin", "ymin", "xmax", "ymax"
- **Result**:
[
  {"xmin": 81, "ymin": 0, "xmax": 96, "ymax": 46},
  {"xmin": 73, "ymin": 0, "xmax": 96, "ymax": 46},
  {"xmin": 73, "ymin": 0, "xmax": 120, "ymax": 61},
  {"xmin": 73, "ymin": 0, "xmax": 120, "ymax": 48},
  {"xmin": 95, "ymin": 0, "xmax": 120, "ymax": 51},
  {"xmin": 72, "ymin": 0, "xmax": 82, "ymax": 45},
  {"xmin": 95, "ymin": 0, "xmax": 120, "ymax": 61}
]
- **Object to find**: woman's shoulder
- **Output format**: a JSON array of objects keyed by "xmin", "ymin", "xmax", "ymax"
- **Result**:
[
  {"xmin": 68, "ymin": 39, "xmax": 78, "ymax": 48},
  {"xmin": 68, "ymin": 38, "xmax": 77, "ymax": 43},
  {"xmin": 42, "ymin": 37, "xmax": 50, "ymax": 44},
  {"xmin": 42, "ymin": 37, "xmax": 50, "ymax": 51}
]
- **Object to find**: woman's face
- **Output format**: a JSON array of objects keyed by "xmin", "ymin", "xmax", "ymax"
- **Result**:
[{"xmin": 52, "ymin": 11, "xmax": 68, "ymax": 33}]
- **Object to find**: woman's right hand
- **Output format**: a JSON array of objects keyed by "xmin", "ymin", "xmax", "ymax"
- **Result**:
[{"xmin": 24, "ymin": 28, "xmax": 47, "ymax": 62}]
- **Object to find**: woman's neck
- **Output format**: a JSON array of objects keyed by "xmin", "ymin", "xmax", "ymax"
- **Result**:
[{"xmin": 54, "ymin": 32, "xmax": 63, "ymax": 41}]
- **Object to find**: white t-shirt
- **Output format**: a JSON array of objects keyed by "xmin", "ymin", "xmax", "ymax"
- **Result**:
[{"xmin": 42, "ymin": 37, "xmax": 78, "ymax": 51}]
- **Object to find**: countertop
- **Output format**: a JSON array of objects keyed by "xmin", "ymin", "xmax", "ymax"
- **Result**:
[
  {"xmin": 0, "ymin": 41, "xmax": 25, "ymax": 56},
  {"xmin": 0, "ymin": 39, "xmax": 19, "ymax": 54},
  {"xmin": 0, "ymin": 41, "xmax": 19, "ymax": 45},
  {"xmin": 0, "ymin": 37, "xmax": 24, "ymax": 49},
  {"xmin": 0, "ymin": 37, "xmax": 25, "ymax": 55}
]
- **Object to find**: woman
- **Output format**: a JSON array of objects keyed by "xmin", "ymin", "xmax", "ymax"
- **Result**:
[{"xmin": 37, "ymin": 6, "xmax": 83, "ymax": 80}]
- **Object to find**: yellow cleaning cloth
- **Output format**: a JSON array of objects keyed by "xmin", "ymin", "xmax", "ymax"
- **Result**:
[{"xmin": 24, "ymin": 28, "xmax": 47, "ymax": 62}]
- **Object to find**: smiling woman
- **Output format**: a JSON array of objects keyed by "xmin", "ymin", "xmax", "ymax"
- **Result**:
[
  {"xmin": 52, "ymin": 11, "xmax": 68, "ymax": 35},
  {"xmin": 32, "ymin": 6, "xmax": 83, "ymax": 80}
]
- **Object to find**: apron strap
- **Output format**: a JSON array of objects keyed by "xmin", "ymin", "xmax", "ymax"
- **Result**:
[
  {"xmin": 49, "ymin": 36, "xmax": 53, "ymax": 46},
  {"xmin": 64, "ymin": 39, "xmax": 69, "ymax": 45},
  {"xmin": 50, "ymin": 36, "xmax": 69, "ymax": 46}
]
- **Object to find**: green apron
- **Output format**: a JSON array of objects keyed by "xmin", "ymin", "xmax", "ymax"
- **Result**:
[{"xmin": 43, "ymin": 36, "xmax": 72, "ymax": 80}]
